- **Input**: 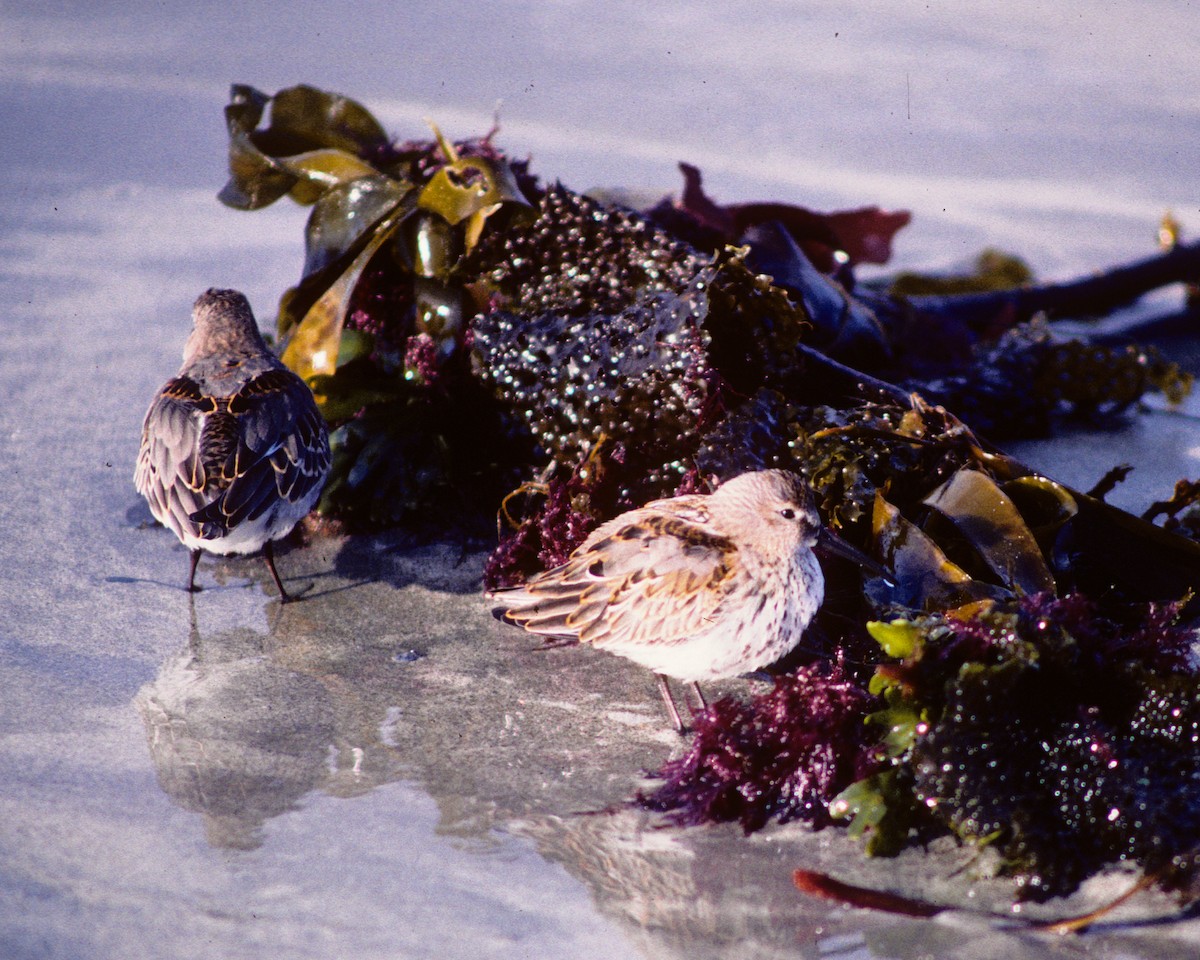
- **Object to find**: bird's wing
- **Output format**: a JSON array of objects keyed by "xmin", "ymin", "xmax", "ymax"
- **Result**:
[
  {"xmin": 494, "ymin": 503, "xmax": 739, "ymax": 649},
  {"xmin": 187, "ymin": 369, "xmax": 330, "ymax": 537},
  {"xmin": 148, "ymin": 364, "xmax": 326, "ymax": 535},
  {"xmin": 134, "ymin": 376, "xmax": 212, "ymax": 540}
]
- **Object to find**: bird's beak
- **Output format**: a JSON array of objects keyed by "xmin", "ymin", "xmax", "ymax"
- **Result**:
[{"xmin": 816, "ymin": 527, "xmax": 892, "ymax": 582}]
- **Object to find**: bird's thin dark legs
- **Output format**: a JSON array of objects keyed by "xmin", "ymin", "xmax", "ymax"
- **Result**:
[
  {"xmin": 187, "ymin": 549, "xmax": 202, "ymax": 592},
  {"xmin": 262, "ymin": 541, "xmax": 292, "ymax": 603},
  {"xmin": 689, "ymin": 681, "xmax": 708, "ymax": 714},
  {"xmin": 656, "ymin": 673, "xmax": 686, "ymax": 734}
]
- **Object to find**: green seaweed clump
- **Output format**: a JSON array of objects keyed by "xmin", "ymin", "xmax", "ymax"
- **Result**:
[
  {"xmin": 218, "ymin": 83, "xmax": 538, "ymax": 530},
  {"xmin": 470, "ymin": 184, "xmax": 707, "ymax": 318},
  {"xmin": 910, "ymin": 319, "xmax": 1193, "ymax": 439},
  {"xmin": 888, "ymin": 248, "xmax": 1034, "ymax": 297},
  {"xmin": 472, "ymin": 262, "xmax": 716, "ymax": 474},
  {"xmin": 835, "ymin": 594, "xmax": 1200, "ymax": 901},
  {"xmin": 469, "ymin": 185, "xmax": 812, "ymax": 470},
  {"xmin": 787, "ymin": 398, "xmax": 987, "ymax": 530},
  {"xmin": 469, "ymin": 188, "xmax": 813, "ymax": 585}
]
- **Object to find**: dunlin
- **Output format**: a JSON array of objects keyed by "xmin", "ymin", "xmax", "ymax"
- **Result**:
[
  {"xmin": 491, "ymin": 469, "xmax": 833, "ymax": 731},
  {"xmin": 135, "ymin": 289, "xmax": 330, "ymax": 601}
]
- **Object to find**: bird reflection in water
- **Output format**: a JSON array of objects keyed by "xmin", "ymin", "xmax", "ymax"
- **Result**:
[{"xmin": 134, "ymin": 594, "xmax": 403, "ymax": 849}]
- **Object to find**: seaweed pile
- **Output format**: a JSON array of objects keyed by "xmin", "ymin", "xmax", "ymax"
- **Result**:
[
  {"xmin": 217, "ymin": 84, "xmax": 1200, "ymax": 907},
  {"xmin": 854, "ymin": 595, "xmax": 1200, "ymax": 901}
]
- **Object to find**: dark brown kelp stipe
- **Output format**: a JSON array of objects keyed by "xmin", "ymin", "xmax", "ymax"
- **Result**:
[{"xmin": 218, "ymin": 84, "xmax": 1200, "ymax": 913}]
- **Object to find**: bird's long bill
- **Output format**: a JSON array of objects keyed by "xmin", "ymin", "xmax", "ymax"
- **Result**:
[{"xmin": 816, "ymin": 527, "xmax": 891, "ymax": 582}]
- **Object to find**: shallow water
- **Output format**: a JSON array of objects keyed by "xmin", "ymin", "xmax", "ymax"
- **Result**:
[{"xmin": 2, "ymin": 3, "xmax": 1199, "ymax": 958}]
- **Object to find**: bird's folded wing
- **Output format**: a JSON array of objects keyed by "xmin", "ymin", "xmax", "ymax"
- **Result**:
[
  {"xmin": 134, "ymin": 378, "xmax": 210, "ymax": 538},
  {"xmin": 495, "ymin": 509, "xmax": 738, "ymax": 648},
  {"xmin": 190, "ymin": 370, "xmax": 330, "ymax": 536}
]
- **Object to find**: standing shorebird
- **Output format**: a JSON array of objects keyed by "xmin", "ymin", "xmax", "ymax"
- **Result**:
[
  {"xmin": 491, "ymin": 469, "xmax": 840, "ymax": 731},
  {"xmin": 135, "ymin": 289, "xmax": 331, "ymax": 601}
]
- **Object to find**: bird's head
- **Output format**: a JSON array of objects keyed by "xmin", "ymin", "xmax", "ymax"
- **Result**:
[
  {"xmin": 710, "ymin": 469, "xmax": 822, "ymax": 554},
  {"xmin": 183, "ymin": 288, "xmax": 268, "ymax": 365}
]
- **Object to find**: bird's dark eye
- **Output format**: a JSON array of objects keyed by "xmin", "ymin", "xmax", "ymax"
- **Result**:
[{"xmin": 779, "ymin": 507, "xmax": 797, "ymax": 520}]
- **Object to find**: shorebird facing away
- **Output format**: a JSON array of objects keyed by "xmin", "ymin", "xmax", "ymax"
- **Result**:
[
  {"xmin": 135, "ymin": 289, "xmax": 331, "ymax": 602},
  {"xmin": 491, "ymin": 469, "xmax": 841, "ymax": 731}
]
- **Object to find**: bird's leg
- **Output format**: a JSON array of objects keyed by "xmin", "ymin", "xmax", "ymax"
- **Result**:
[
  {"xmin": 655, "ymin": 673, "xmax": 686, "ymax": 734},
  {"xmin": 689, "ymin": 681, "xmax": 708, "ymax": 716},
  {"xmin": 262, "ymin": 541, "xmax": 293, "ymax": 603},
  {"xmin": 187, "ymin": 549, "xmax": 202, "ymax": 593}
]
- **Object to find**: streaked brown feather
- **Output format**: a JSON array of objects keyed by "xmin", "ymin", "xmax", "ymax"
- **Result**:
[{"xmin": 497, "ymin": 504, "xmax": 739, "ymax": 648}]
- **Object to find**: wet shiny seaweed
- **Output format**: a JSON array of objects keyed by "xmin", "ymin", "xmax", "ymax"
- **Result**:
[{"xmin": 218, "ymin": 83, "xmax": 1200, "ymax": 908}]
